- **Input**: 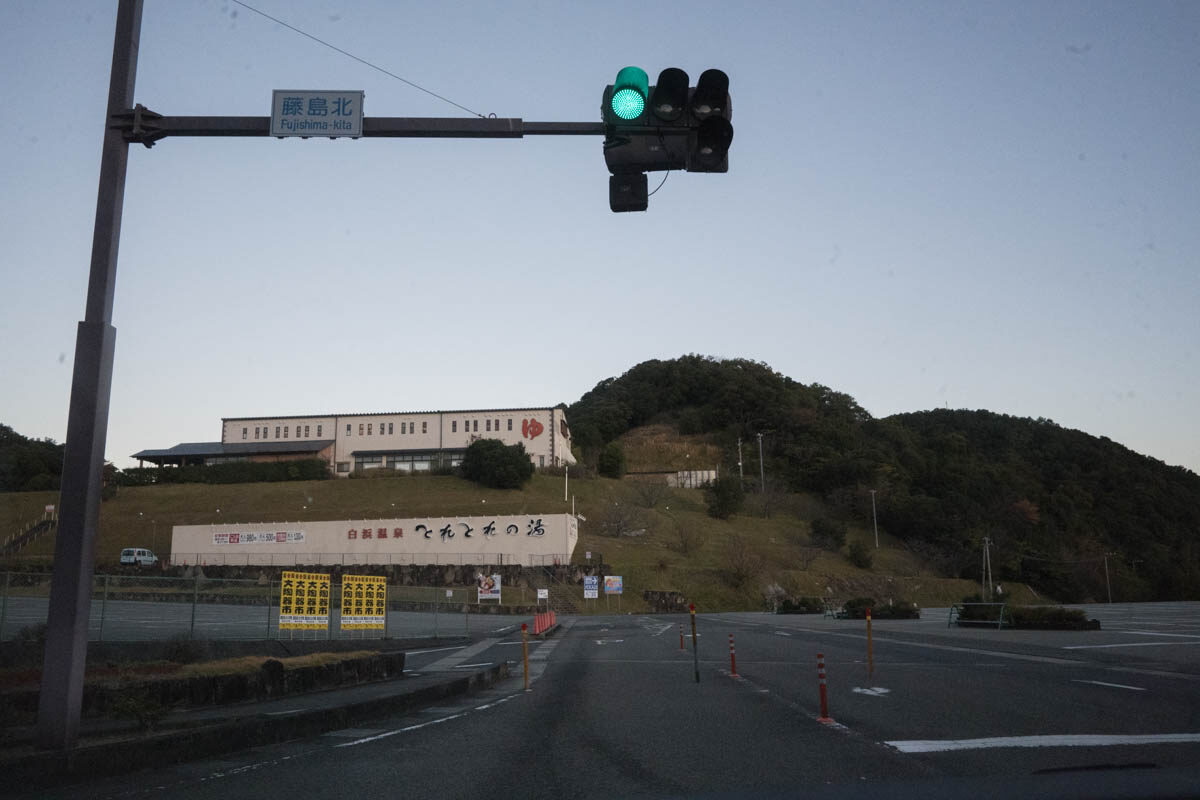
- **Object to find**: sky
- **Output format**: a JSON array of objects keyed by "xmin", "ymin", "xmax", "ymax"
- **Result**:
[{"xmin": 1, "ymin": 0, "xmax": 1197, "ymax": 473}]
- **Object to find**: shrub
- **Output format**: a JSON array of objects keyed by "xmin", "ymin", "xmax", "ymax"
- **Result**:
[
  {"xmin": 776, "ymin": 596, "xmax": 824, "ymax": 614},
  {"xmin": 461, "ymin": 439, "xmax": 535, "ymax": 489},
  {"xmin": 597, "ymin": 442, "xmax": 627, "ymax": 479},
  {"xmin": 705, "ymin": 475, "xmax": 745, "ymax": 519},
  {"xmin": 841, "ymin": 597, "xmax": 920, "ymax": 619},
  {"xmin": 810, "ymin": 517, "xmax": 847, "ymax": 550},
  {"xmin": 847, "ymin": 540, "xmax": 873, "ymax": 568}
]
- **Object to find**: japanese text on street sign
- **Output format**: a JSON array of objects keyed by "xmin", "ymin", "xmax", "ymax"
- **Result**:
[
  {"xmin": 271, "ymin": 90, "xmax": 363, "ymax": 138},
  {"xmin": 584, "ymin": 575, "xmax": 599, "ymax": 599},
  {"xmin": 340, "ymin": 574, "xmax": 387, "ymax": 631},
  {"xmin": 537, "ymin": 588, "xmax": 549, "ymax": 600},
  {"xmin": 279, "ymin": 570, "xmax": 330, "ymax": 630}
]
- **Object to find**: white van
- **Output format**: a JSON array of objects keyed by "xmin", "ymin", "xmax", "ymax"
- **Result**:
[{"xmin": 119, "ymin": 547, "xmax": 157, "ymax": 566}]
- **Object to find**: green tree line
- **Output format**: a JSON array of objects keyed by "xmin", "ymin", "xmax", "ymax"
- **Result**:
[{"xmin": 567, "ymin": 355, "xmax": 1200, "ymax": 601}]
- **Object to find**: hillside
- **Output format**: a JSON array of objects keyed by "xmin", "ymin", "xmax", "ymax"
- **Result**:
[
  {"xmin": 0, "ymin": 471, "xmax": 1023, "ymax": 613},
  {"xmin": 569, "ymin": 356, "xmax": 1200, "ymax": 602},
  {"xmin": 5, "ymin": 353, "xmax": 1198, "ymax": 605}
]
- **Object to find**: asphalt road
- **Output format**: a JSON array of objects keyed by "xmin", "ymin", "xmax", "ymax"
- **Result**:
[{"xmin": 19, "ymin": 603, "xmax": 1200, "ymax": 799}]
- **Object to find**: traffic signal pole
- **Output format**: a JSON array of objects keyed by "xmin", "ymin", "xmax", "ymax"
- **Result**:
[
  {"xmin": 37, "ymin": 0, "xmax": 142, "ymax": 751},
  {"xmin": 41, "ymin": 4, "xmax": 726, "ymax": 751}
]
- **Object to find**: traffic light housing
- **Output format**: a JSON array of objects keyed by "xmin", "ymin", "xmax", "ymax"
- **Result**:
[{"xmin": 602, "ymin": 66, "xmax": 733, "ymax": 211}]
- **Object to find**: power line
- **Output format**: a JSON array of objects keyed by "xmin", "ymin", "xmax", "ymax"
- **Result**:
[{"xmin": 229, "ymin": 0, "xmax": 486, "ymax": 118}]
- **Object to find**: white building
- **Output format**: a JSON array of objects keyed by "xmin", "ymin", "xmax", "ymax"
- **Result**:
[{"xmin": 134, "ymin": 406, "xmax": 575, "ymax": 475}]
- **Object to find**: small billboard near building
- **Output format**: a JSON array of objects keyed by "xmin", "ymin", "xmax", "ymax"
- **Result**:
[
  {"xmin": 604, "ymin": 576, "xmax": 623, "ymax": 595},
  {"xmin": 477, "ymin": 573, "xmax": 501, "ymax": 602},
  {"xmin": 341, "ymin": 574, "xmax": 386, "ymax": 631},
  {"xmin": 279, "ymin": 570, "xmax": 330, "ymax": 630}
]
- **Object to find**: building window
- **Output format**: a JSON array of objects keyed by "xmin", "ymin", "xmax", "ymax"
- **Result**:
[
  {"xmin": 422, "ymin": 421, "xmax": 428, "ymax": 434},
  {"xmin": 388, "ymin": 423, "xmax": 393, "ymax": 435},
  {"xmin": 295, "ymin": 426, "xmax": 300, "ymax": 438},
  {"xmin": 540, "ymin": 455, "xmax": 545, "ymax": 467},
  {"xmin": 486, "ymin": 420, "xmax": 491, "ymax": 432},
  {"xmin": 367, "ymin": 423, "xmax": 373, "ymax": 435},
  {"xmin": 275, "ymin": 426, "xmax": 281, "ymax": 438},
  {"xmin": 507, "ymin": 419, "xmax": 512, "ymax": 431},
  {"xmin": 242, "ymin": 427, "xmax": 247, "ymax": 440},
  {"xmin": 452, "ymin": 421, "xmax": 457, "ymax": 433},
  {"xmin": 495, "ymin": 419, "xmax": 499, "ymax": 431},
  {"xmin": 283, "ymin": 427, "xmax": 288, "ymax": 438},
  {"xmin": 337, "ymin": 462, "xmax": 350, "ymax": 473},
  {"xmin": 304, "ymin": 425, "xmax": 310, "ymax": 437},
  {"xmin": 317, "ymin": 424, "xmax": 322, "ymax": 437},
  {"xmin": 254, "ymin": 427, "xmax": 260, "ymax": 440},
  {"xmin": 359, "ymin": 424, "xmax": 364, "ymax": 435},
  {"xmin": 473, "ymin": 420, "xmax": 478, "ymax": 432},
  {"xmin": 402, "ymin": 422, "xmax": 407, "ymax": 434}
]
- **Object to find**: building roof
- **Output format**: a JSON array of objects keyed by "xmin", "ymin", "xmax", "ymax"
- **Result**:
[
  {"xmin": 220, "ymin": 407, "xmax": 563, "ymax": 423},
  {"xmin": 132, "ymin": 440, "xmax": 335, "ymax": 459}
]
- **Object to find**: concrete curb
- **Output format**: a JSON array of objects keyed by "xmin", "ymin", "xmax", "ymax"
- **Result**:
[{"xmin": 1, "ymin": 662, "xmax": 508, "ymax": 790}]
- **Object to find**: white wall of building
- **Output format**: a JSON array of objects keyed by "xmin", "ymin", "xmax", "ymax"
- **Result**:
[
  {"xmin": 170, "ymin": 513, "xmax": 578, "ymax": 566},
  {"xmin": 221, "ymin": 407, "xmax": 575, "ymax": 476}
]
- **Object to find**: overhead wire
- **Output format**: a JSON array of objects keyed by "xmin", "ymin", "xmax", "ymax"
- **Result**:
[{"xmin": 229, "ymin": 0, "xmax": 486, "ymax": 118}]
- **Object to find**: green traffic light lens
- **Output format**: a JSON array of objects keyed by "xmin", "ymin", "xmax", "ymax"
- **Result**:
[
  {"xmin": 610, "ymin": 66, "xmax": 649, "ymax": 121},
  {"xmin": 611, "ymin": 88, "xmax": 646, "ymax": 120}
]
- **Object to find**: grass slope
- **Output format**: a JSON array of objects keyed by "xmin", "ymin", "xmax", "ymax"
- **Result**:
[{"xmin": 1, "ymin": 473, "xmax": 1033, "ymax": 612}]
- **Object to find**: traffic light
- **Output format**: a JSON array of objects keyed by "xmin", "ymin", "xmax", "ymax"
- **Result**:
[{"xmin": 602, "ymin": 66, "xmax": 733, "ymax": 211}]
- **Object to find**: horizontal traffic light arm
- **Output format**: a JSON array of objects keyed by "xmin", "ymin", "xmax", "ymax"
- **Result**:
[{"xmin": 117, "ymin": 105, "xmax": 631, "ymax": 145}]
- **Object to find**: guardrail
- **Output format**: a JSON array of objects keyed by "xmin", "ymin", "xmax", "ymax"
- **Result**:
[
  {"xmin": 0, "ymin": 572, "xmax": 540, "ymax": 643},
  {"xmin": 948, "ymin": 602, "xmax": 1011, "ymax": 629}
]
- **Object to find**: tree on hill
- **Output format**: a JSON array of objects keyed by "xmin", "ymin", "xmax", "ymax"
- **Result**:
[
  {"xmin": 460, "ymin": 439, "xmax": 534, "ymax": 489},
  {"xmin": 705, "ymin": 474, "xmax": 744, "ymax": 519},
  {"xmin": 566, "ymin": 355, "xmax": 1200, "ymax": 602},
  {"xmin": 597, "ymin": 442, "xmax": 626, "ymax": 479},
  {"xmin": 0, "ymin": 423, "xmax": 65, "ymax": 492}
]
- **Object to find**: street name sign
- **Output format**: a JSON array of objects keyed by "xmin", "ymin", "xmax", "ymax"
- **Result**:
[{"xmin": 271, "ymin": 90, "xmax": 363, "ymax": 137}]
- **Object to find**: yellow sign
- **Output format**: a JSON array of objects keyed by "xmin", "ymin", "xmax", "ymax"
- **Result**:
[
  {"xmin": 279, "ymin": 570, "xmax": 330, "ymax": 630},
  {"xmin": 341, "ymin": 574, "xmax": 387, "ymax": 630}
]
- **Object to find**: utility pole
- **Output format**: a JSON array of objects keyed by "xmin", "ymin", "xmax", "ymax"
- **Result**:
[
  {"xmin": 737, "ymin": 436, "xmax": 744, "ymax": 490},
  {"xmin": 756, "ymin": 432, "xmax": 765, "ymax": 494},
  {"xmin": 870, "ymin": 489, "xmax": 879, "ymax": 549},
  {"xmin": 981, "ymin": 537, "xmax": 994, "ymax": 600},
  {"xmin": 1104, "ymin": 552, "xmax": 1114, "ymax": 604}
]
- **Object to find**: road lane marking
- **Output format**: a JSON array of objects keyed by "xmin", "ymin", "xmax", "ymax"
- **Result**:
[
  {"xmin": 1072, "ymin": 679, "xmax": 1146, "ymax": 691},
  {"xmin": 774, "ymin": 631, "xmax": 792, "ymax": 637},
  {"xmin": 425, "ymin": 638, "xmax": 500, "ymax": 670},
  {"xmin": 886, "ymin": 733, "xmax": 1200, "ymax": 753},
  {"xmin": 1106, "ymin": 630, "xmax": 1200, "ymax": 639},
  {"xmin": 852, "ymin": 687, "xmax": 891, "ymax": 696},
  {"xmin": 335, "ymin": 712, "xmax": 467, "ymax": 747},
  {"xmin": 452, "ymin": 662, "xmax": 493, "ymax": 669},
  {"xmin": 802, "ymin": 629, "xmax": 1084, "ymax": 665},
  {"xmin": 406, "ymin": 645, "xmax": 468, "ymax": 656},
  {"xmin": 1064, "ymin": 641, "xmax": 1200, "ymax": 650}
]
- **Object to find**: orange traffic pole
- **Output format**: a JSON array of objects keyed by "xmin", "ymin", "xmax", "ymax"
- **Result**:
[{"xmin": 817, "ymin": 652, "xmax": 831, "ymax": 722}]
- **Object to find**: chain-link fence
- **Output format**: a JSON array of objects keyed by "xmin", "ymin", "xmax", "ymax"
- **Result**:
[{"xmin": 0, "ymin": 572, "xmax": 546, "ymax": 643}]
